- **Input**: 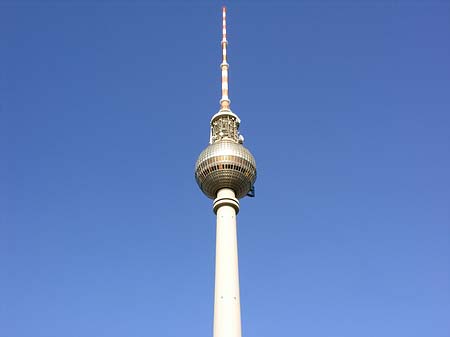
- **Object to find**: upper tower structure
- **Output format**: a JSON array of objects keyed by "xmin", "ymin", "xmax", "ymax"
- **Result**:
[{"xmin": 195, "ymin": 7, "xmax": 257, "ymax": 199}]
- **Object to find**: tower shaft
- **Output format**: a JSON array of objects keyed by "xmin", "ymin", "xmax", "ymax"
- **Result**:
[{"xmin": 213, "ymin": 188, "xmax": 242, "ymax": 337}]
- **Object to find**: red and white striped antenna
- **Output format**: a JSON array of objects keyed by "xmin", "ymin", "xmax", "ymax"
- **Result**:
[{"xmin": 220, "ymin": 6, "xmax": 230, "ymax": 110}]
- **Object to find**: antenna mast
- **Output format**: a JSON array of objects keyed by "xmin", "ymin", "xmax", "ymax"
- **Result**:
[{"xmin": 220, "ymin": 6, "xmax": 230, "ymax": 110}]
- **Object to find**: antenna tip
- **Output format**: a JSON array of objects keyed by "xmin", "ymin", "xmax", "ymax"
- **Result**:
[{"xmin": 222, "ymin": 6, "xmax": 226, "ymax": 12}]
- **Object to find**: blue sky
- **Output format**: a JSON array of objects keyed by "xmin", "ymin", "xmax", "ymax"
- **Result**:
[{"xmin": 2, "ymin": 1, "xmax": 449, "ymax": 336}]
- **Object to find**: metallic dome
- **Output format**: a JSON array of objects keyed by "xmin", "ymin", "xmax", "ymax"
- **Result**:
[{"xmin": 195, "ymin": 141, "xmax": 257, "ymax": 199}]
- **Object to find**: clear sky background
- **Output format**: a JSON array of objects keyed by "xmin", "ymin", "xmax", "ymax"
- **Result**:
[{"xmin": 2, "ymin": 1, "xmax": 449, "ymax": 336}]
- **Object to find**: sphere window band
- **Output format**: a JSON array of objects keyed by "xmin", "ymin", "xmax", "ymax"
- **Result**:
[{"xmin": 197, "ymin": 157, "xmax": 254, "ymax": 178}]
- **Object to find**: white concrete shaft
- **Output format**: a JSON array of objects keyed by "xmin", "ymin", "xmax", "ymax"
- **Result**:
[{"xmin": 213, "ymin": 188, "xmax": 242, "ymax": 337}]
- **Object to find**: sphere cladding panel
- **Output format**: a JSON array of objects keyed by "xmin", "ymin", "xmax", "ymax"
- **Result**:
[{"xmin": 195, "ymin": 141, "xmax": 257, "ymax": 199}]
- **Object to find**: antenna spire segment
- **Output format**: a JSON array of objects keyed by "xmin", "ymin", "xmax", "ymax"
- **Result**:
[{"xmin": 220, "ymin": 6, "xmax": 230, "ymax": 109}]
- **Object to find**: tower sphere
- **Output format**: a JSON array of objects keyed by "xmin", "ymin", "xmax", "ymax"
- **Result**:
[{"xmin": 195, "ymin": 140, "xmax": 256, "ymax": 199}]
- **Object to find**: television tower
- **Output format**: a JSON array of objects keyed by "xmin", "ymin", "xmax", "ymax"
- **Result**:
[{"xmin": 195, "ymin": 7, "xmax": 257, "ymax": 337}]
